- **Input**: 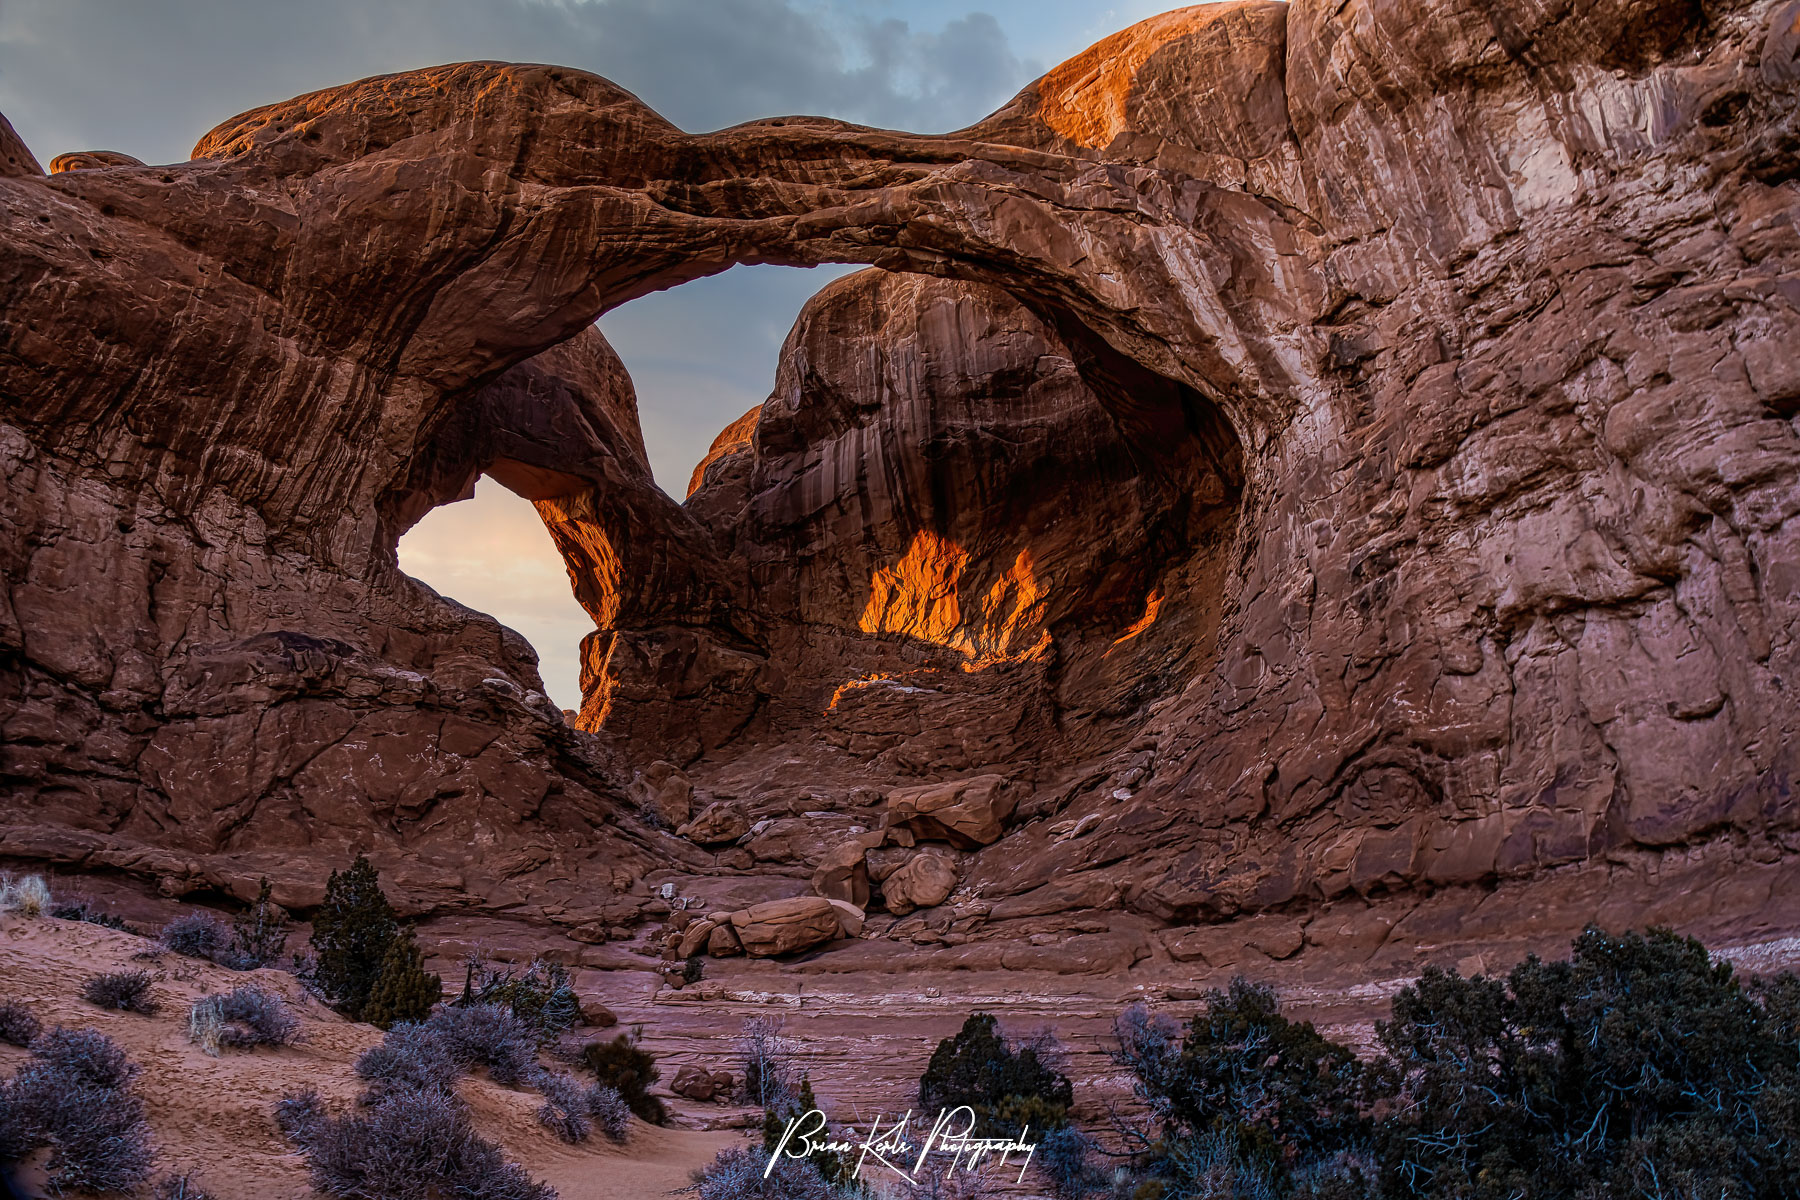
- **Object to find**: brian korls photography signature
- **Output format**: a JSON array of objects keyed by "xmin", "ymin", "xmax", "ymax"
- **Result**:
[{"xmin": 768, "ymin": 1106, "xmax": 1039, "ymax": 1185}]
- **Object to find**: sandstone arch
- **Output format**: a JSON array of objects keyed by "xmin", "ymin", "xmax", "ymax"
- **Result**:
[{"xmin": 4, "ymin": 0, "xmax": 1800, "ymax": 960}]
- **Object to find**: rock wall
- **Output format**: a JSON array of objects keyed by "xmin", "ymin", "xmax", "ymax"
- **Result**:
[{"xmin": 2, "ymin": 0, "xmax": 1800, "ymax": 954}]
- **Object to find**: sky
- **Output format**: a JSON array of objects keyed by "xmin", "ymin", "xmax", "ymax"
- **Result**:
[{"xmin": 0, "ymin": 0, "xmax": 1176, "ymax": 710}]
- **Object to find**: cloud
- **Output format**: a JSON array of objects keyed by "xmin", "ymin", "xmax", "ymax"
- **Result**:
[{"xmin": 0, "ymin": 0, "xmax": 1039, "ymax": 166}]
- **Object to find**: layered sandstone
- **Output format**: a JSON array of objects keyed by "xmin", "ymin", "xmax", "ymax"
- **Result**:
[{"xmin": 2, "ymin": 0, "xmax": 1800, "ymax": 983}]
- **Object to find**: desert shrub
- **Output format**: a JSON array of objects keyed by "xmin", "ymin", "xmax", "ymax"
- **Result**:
[
  {"xmin": 188, "ymin": 996, "xmax": 224, "ymax": 1056},
  {"xmin": 585, "ymin": 1081, "xmax": 631, "ymax": 1143},
  {"xmin": 0, "ymin": 1077, "xmax": 33, "ymax": 1162},
  {"xmin": 309, "ymin": 854, "xmax": 402, "ymax": 1021},
  {"xmin": 430, "ymin": 1002, "xmax": 538, "ymax": 1085},
  {"xmin": 582, "ymin": 1029, "xmax": 666, "ymax": 1124},
  {"xmin": 156, "ymin": 1172, "xmax": 216, "ymax": 1199},
  {"xmin": 28, "ymin": 1026, "xmax": 140, "ymax": 1090},
  {"xmin": 51, "ymin": 900, "xmax": 132, "ymax": 932},
  {"xmin": 0, "ymin": 1000, "xmax": 40, "ymax": 1048},
  {"xmin": 0, "ymin": 874, "xmax": 51, "ymax": 918},
  {"xmin": 533, "ymin": 1070, "xmax": 591, "ymax": 1143},
  {"xmin": 281, "ymin": 1085, "xmax": 555, "ymax": 1200},
  {"xmin": 22, "ymin": 1079, "xmax": 155, "ymax": 1193},
  {"xmin": 1171, "ymin": 979, "xmax": 1362, "ymax": 1176},
  {"xmin": 459, "ymin": 954, "xmax": 580, "ymax": 1044},
  {"xmin": 227, "ymin": 877, "xmax": 291, "ymax": 969},
  {"xmin": 758, "ymin": 1074, "xmax": 856, "ymax": 1188},
  {"xmin": 1112, "ymin": 981, "xmax": 1370, "ymax": 1198},
  {"xmin": 1038, "ymin": 1124, "xmax": 1106, "ymax": 1199},
  {"xmin": 1108, "ymin": 928, "xmax": 1800, "ymax": 1200},
  {"xmin": 683, "ymin": 954, "xmax": 705, "ymax": 985},
  {"xmin": 189, "ymin": 984, "xmax": 300, "ymax": 1055},
  {"xmin": 355, "ymin": 1021, "xmax": 461, "ymax": 1099},
  {"xmin": 919, "ymin": 1012, "xmax": 1073, "ymax": 1138},
  {"xmin": 362, "ymin": 926, "xmax": 442, "ymax": 1030},
  {"xmin": 162, "ymin": 909, "xmax": 232, "ymax": 960},
  {"xmin": 693, "ymin": 1144, "xmax": 839, "ymax": 1200},
  {"xmin": 83, "ymin": 968, "xmax": 159, "ymax": 1014},
  {"xmin": 275, "ymin": 1088, "xmax": 327, "ymax": 1147},
  {"xmin": 739, "ymin": 1014, "xmax": 798, "ymax": 1109},
  {"xmin": 1373, "ymin": 927, "xmax": 1800, "ymax": 1199},
  {"xmin": 0, "ymin": 1027, "xmax": 153, "ymax": 1194}
]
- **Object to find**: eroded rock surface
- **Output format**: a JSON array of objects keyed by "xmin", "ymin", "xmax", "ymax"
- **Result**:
[{"xmin": 4, "ymin": 0, "xmax": 1800, "ymax": 980}]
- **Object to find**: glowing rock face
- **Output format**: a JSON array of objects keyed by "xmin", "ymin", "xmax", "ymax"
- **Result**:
[{"xmin": 857, "ymin": 536, "xmax": 1048, "ymax": 669}]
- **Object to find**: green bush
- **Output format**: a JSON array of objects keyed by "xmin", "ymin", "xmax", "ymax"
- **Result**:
[
  {"xmin": 228, "ymin": 878, "xmax": 291, "ymax": 969},
  {"xmin": 362, "ymin": 927, "xmax": 442, "ymax": 1030},
  {"xmin": 918, "ymin": 1012, "xmax": 1072, "ymax": 1137},
  {"xmin": 1376, "ymin": 927, "xmax": 1800, "ymax": 1199},
  {"xmin": 1111, "ymin": 927, "xmax": 1800, "ymax": 1200},
  {"xmin": 309, "ymin": 855, "xmax": 401, "ymax": 1020},
  {"xmin": 582, "ymin": 1029, "xmax": 666, "ymax": 1125}
]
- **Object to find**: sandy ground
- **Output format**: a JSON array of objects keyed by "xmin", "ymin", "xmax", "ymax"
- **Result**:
[{"xmin": 0, "ymin": 914, "xmax": 739, "ymax": 1200}]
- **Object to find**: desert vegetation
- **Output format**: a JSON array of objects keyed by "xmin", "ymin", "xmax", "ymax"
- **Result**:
[
  {"xmin": 918, "ymin": 1012, "xmax": 1073, "ymax": 1140},
  {"xmin": 187, "ymin": 984, "xmax": 301, "ymax": 1055},
  {"xmin": 0, "ymin": 873, "xmax": 51, "ymax": 918},
  {"xmin": 306, "ymin": 854, "xmax": 442, "ymax": 1026},
  {"xmin": 159, "ymin": 879, "xmax": 291, "ymax": 973},
  {"xmin": 276, "ymin": 983, "xmax": 635, "ymax": 1197},
  {"xmin": 582, "ymin": 1028, "xmax": 666, "ymax": 1125},
  {"xmin": 0, "ymin": 1000, "xmax": 41, "ymax": 1048},
  {"xmin": 694, "ymin": 930, "xmax": 1800, "ymax": 1200},
  {"xmin": 1050, "ymin": 927, "xmax": 1800, "ymax": 1200},
  {"xmin": 81, "ymin": 968, "xmax": 159, "ymax": 1015},
  {"xmin": 0, "ymin": 1026, "xmax": 154, "ymax": 1194},
  {"xmin": 457, "ymin": 952, "xmax": 581, "ymax": 1045},
  {"xmin": 277, "ymin": 1084, "xmax": 556, "ymax": 1200}
]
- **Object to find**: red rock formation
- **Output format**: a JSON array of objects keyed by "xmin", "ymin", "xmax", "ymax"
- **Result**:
[{"xmin": 4, "ymin": 0, "xmax": 1800, "ymax": 973}]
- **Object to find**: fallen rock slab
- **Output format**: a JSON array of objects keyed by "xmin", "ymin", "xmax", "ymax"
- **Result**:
[
  {"xmin": 884, "ymin": 775, "xmax": 1017, "ymax": 849},
  {"xmin": 728, "ymin": 896, "xmax": 843, "ymax": 957}
]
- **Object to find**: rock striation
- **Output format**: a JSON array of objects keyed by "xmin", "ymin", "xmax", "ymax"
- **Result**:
[{"xmin": 3, "ymin": 0, "xmax": 1800, "ymax": 973}]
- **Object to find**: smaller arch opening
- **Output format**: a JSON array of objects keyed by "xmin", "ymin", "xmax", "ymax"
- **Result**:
[{"xmin": 396, "ymin": 474, "xmax": 593, "ymax": 714}]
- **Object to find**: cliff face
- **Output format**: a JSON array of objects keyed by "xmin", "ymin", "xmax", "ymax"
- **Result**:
[{"xmin": 3, "ymin": 0, "xmax": 1800, "ymax": 957}]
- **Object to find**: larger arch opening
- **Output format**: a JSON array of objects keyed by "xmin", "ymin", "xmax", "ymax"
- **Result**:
[{"xmin": 387, "ymin": 254, "xmax": 1249, "ymax": 772}]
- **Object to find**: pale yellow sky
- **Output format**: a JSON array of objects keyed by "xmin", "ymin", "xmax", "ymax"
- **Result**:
[{"xmin": 398, "ymin": 477, "xmax": 593, "ymax": 711}]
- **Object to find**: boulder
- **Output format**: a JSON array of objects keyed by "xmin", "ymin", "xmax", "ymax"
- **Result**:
[
  {"xmin": 677, "ymin": 918, "xmax": 718, "ymax": 959},
  {"xmin": 865, "ymin": 846, "xmax": 913, "ymax": 883},
  {"xmin": 882, "ymin": 854, "xmax": 958, "ymax": 915},
  {"xmin": 707, "ymin": 923, "xmax": 745, "ymax": 957},
  {"xmin": 884, "ymin": 775, "xmax": 1017, "ymax": 848},
  {"xmin": 728, "ymin": 896, "xmax": 843, "ymax": 957},
  {"xmin": 671, "ymin": 1065, "xmax": 716, "ymax": 1100},
  {"xmin": 678, "ymin": 801, "xmax": 750, "ymax": 845},
  {"xmin": 811, "ymin": 831, "xmax": 884, "ymax": 908},
  {"xmin": 825, "ymin": 898, "xmax": 866, "ymax": 937},
  {"xmin": 580, "ymin": 999, "xmax": 618, "ymax": 1028},
  {"xmin": 629, "ymin": 761, "xmax": 693, "ymax": 827}
]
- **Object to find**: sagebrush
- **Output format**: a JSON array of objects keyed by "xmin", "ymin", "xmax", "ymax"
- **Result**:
[
  {"xmin": 277, "ymin": 1086, "xmax": 555, "ymax": 1200},
  {"xmin": 83, "ymin": 969, "xmax": 159, "ymax": 1014},
  {"xmin": 189, "ymin": 984, "xmax": 300, "ymax": 1055},
  {"xmin": 0, "ymin": 1027, "xmax": 153, "ymax": 1194},
  {"xmin": 0, "ymin": 1000, "xmax": 40, "ymax": 1048}
]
